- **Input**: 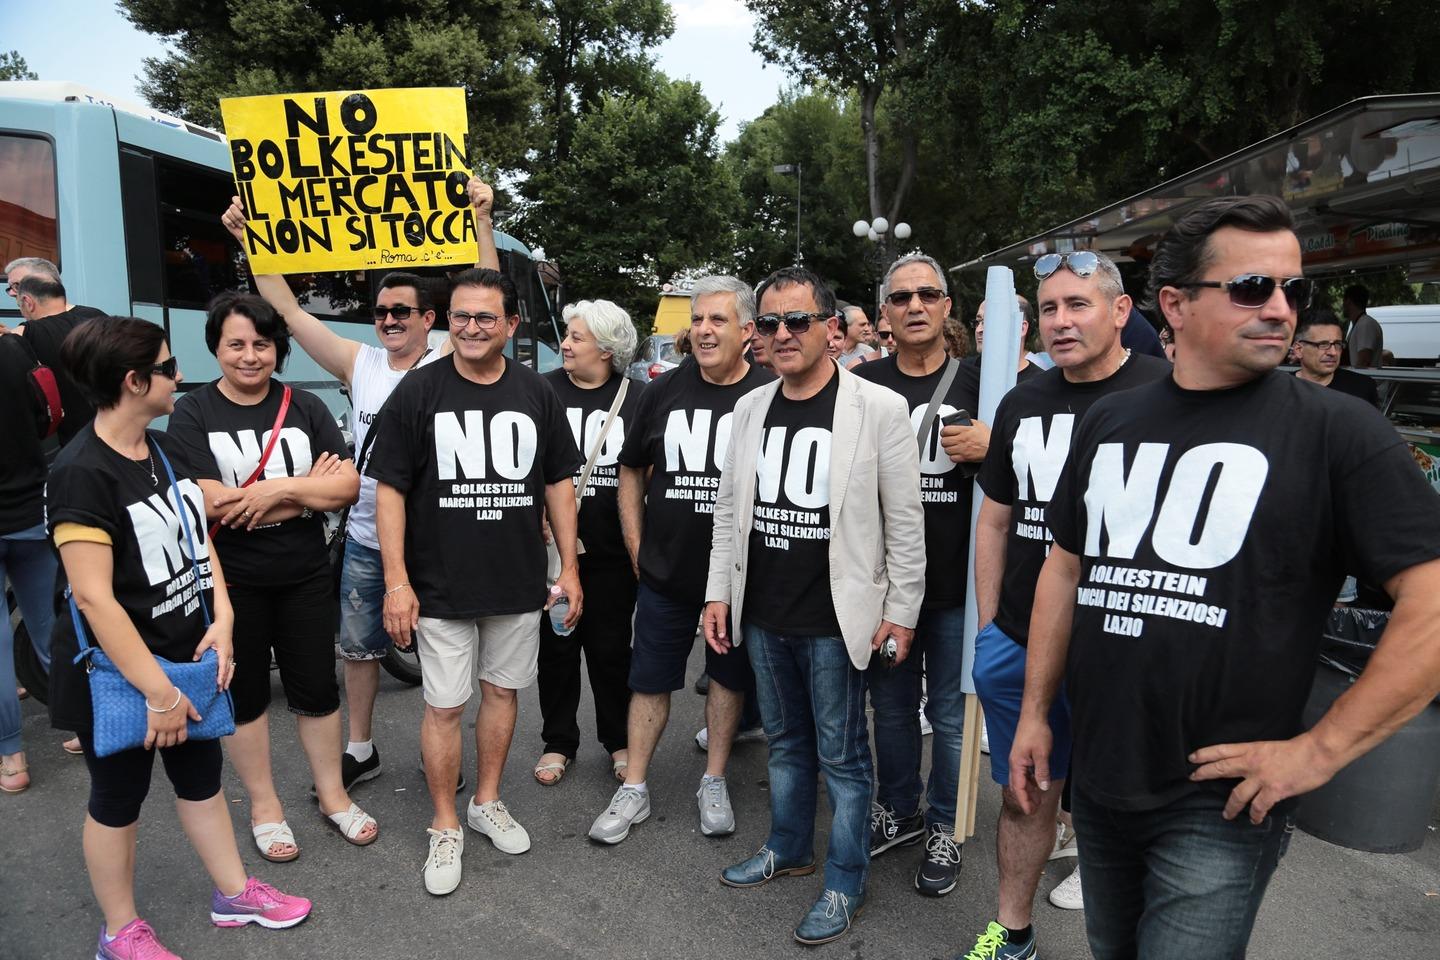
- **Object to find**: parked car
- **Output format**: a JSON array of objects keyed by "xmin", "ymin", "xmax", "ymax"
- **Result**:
[{"xmin": 628, "ymin": 333, "xmax": 680, "ymax": 383}]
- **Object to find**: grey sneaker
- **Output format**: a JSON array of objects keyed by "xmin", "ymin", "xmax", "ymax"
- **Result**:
[
  {"xmin": 466, "ymin": 798, "xmax": 531, "ymax": 854},
  {"xmin": 589, "ymin": 785, "xmax": 650, "ymax": 844},
  {"xmin": 697, "ymin": 776, "xmax": 735, "ymax": 836},
  {"xmin": 695, "ymin": 725, "xmax": 766, "ymax": 751}
]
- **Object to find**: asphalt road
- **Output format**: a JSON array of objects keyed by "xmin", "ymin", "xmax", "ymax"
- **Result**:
[{"xmin": 3, "ymin": 645, "xmax": 1438, "ymax": 959}]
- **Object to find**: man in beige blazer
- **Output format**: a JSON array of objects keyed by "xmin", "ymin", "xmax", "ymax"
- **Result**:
[{"xmin": 702, "ymin": 266, "xmax": 926, "ymax": 946}]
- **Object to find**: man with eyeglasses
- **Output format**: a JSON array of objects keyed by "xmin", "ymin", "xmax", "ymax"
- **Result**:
[
  {"xmin": 366, "ymin": 267, "xmax": 582, "ymax": 894},
  {"xmin": 221, "ymin": 179, "xmax": 498, "ymax": 795},
  {"xmin": 1011, "ymin": 195, "xmax": 1440, "ymax": 959},
  {"xmin": 588, "ymin": 276, "xmax": 773, "ymax": 846},
  {"xmin": 705, "ymin": 265, "xmax": 924, "ymax": 945},
  {"xmin": 850, "ymin": 252, "xmax": 986, "ymax": 898},
  {"xmin": 962, "ymin": 249, "xmax": 1169, "ymax": 960},
  {"xmin": 1293, "ymin": 309, "xmax": 1380, "ymax": 408}
]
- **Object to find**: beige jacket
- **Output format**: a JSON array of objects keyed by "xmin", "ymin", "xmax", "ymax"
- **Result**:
[{"xmin": 704, "ymin": 365, "xmax": 927, "ymax": 669}]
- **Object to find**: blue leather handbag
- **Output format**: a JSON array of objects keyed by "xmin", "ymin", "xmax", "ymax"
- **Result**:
[{"xmin": 70, "ymin": 439, "xmax": 235, "ymax": 757}]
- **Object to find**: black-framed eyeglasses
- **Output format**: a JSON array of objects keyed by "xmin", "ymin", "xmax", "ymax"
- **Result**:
[
  {"xmin": 754, "ymin": 311, "xmax": 832, "ymax": 336},
  {"xmin": 1034, "ymin": 251, "xmax": 1099, "ymax": 280},
  {"xmin": 1176, "ymin": 275, "xmax": 1313, "ymax": 310},
  {"xmin": 1297, "ymin": 338, "xmax": 1345, "ymax": 352},
  {"xmin": 448, "ymin": 310, "xmax": 505, "ymax": 330},
  {"xmin": 878, "ymin": 328, "xmax": 896, "ymax": 340},
  {"xmin": 884, "ymin": 287, "xmax": 945, "ymax": 307},
  {"xmin": 372, "ymin": 304, "xmax": 421, "ymax": 321},
  {"xmin": 4, "ymin": 282, "xmax": 16, "ymax": 298},
  {"xmin": 148, "ymin": 356, "xmax": 180, "ymax": 380}
]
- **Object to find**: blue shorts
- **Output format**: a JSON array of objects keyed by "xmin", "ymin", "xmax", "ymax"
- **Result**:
[
  {"xmin": 972, "ymin": 620, "xmax": 1072, "ymax": 786},
  {"xmin": 628, "ymin": 582, "xmax": 755, "ymax": 696},
  {"xmin": 338, "ymin": 538, "xmax": 390, "ymax": 661}
]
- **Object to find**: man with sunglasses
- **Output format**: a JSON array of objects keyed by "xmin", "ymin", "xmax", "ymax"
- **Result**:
[
  {"xmin": 1293, "ymin": 309, "xmax": 1380, "ymax": 408},
  {"xmin": 963, "ymin": 249, "xmax": 1169, "ymax": 960},
  {"xmin": 704, "ymin": 265, "xmax": 924, "ymax": 945},
  {"xmin": 220, "ymin": 178, "xmax": 498, "ymax": 795},
  {"xmin": 850, "ymin": 253, "xmax": 986, "ymax": 898},
  {"xmin": 1012, "ymin": 195, "xmax": 1440, "ymax": 960},
  {"xmin": 366, "ymin": 267, "xmax": 583, "ymax": 894}
]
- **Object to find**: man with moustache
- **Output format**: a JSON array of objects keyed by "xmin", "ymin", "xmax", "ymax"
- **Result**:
[
  {"xmin": 588, "ymin": 276, "xmax": 772, "ymax": 845},
  {"xmin": 1013, "ymin": 196, "xmax": 1440, "ymax": 958},
  {"xmin": 961, "ymin": 251, "xmax": 1169, "ymax": 960},
  {"xmin": 367, "ymin": 268, "xmax": 582, "ymax": 895},
  {"xmin": 706, "ymin": 265, "xmax": 925, "ymax": 944}
]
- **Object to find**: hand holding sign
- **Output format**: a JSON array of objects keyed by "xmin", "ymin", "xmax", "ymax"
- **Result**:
[{"xmin": 467, "ymin": 176, "xmax": 493, "ymax": 220}]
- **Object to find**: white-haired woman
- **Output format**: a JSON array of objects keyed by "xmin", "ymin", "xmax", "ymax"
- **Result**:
[{"xmin": 533, "ymin": 300, "xmax": 642, "ymax": 786}]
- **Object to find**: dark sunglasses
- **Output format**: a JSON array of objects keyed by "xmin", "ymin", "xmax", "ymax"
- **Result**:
[
  {"xmin": 1177, "ymin": 275, "xmax": 1313, "ymax": 310},
  {"xmin": 148, "ymin": 356, "xmax": 180, "ymax": 380},
  {"xmin": 754, "ymin": 311, "xmax": 832, "ymax": 336},
  {"xmin": 885, "ymin": 287, "xmax": 945, "ymax": 307},
  {"xmin": 1033, "ymin": 251, "xmax": 1099, "ymax": 280},
  {"xmin": 878, "ymin": 328, "xmax": 896, "ymax": 340},
  {"xmin": 373, "ymin": 304, "xmax": 420, "ymax": 321}
]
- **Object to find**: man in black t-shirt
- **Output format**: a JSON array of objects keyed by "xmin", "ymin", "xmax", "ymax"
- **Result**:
[
  {"xmin": 972, "ymin": 296, "xmax": 1044, "ymax": 385},
  {"xmin": 852, "ymin": 253, "xmax": 987, "ymax": 897},
  {"xmin": 11, "ymin": 270, "xmax": 106, "ymax": 445},
  {"xmin": 705, "ymin": 267, "xmax": 925, "ymax": 946},
  {"xmin": 1014, "ymin": 196, "xmax": 1440, "ymax": 960},
  {"xmin": 367, "ymin": 268, "xmax": 582, "ymax": 897},
  {"xmin": 587, "ymin": 276, "xmax": 772, "ymax": 847},
  {"xmin": 964, "ymin": 251, "xmax": 1170, "ymax": 960},
  {"xmin": 1293, "ymin": 310, "xmax": 1381, "ymax": 409}
]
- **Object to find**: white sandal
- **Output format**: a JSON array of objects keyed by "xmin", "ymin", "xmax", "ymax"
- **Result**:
[
  {"xmin": 252, "ymin": 820, "xmax": 300, "ymax": 862},
  {"xmin": 324, "ymin": 802, "xmax": 379, "ymax": 846}
]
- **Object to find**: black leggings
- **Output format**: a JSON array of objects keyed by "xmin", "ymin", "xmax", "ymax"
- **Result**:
[{"xmin": 80, "ymin": 730, "xmax": 223, "ymax": 828}]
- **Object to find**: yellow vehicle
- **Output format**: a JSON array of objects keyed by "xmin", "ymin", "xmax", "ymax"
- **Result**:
[{"xmin": 654, "ymin": 289, "xmax": 692, "ymax": 335}]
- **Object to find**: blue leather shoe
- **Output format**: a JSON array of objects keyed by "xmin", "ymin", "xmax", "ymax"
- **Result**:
[
  {"xmin": 720, "ymin": 846, "xmax": 816, "ymax": 888},
  {"xmin": 794, "ymin": 889, "xmax": 863, "ymax": 945}
]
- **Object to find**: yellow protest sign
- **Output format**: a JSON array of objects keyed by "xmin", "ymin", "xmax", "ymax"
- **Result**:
[{"xmin": 219, "ymin": 88, "xmax": 473, "ymax": 273}]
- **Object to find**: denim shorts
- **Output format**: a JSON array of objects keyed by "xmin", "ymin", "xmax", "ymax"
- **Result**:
[{"xmin": 338, "ymin": 538, "xmax": 390, "ymax": 661}]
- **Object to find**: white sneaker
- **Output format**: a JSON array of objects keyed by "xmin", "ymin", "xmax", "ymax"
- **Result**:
[
  {"xmin": 1049, "ymin": 863, "xmax": 1083, "ymax": 910},
  {"xmin": 423, "ymin": 827, "xmax": 464, "ymax": 895},
  {"xmin": 1049, "ymin": 820, "xmax": 1078, "ymax": 860},
  {"xmin": 979, "ymin": 720, "xmax": 990, "ymax": 755},
  {"xmin": 466, "ymin": 798, "xmax": 531, "ymax": 854},
  {"xmin": 918, "ymin": 696, "xmax": 933, "ymax": 737}
]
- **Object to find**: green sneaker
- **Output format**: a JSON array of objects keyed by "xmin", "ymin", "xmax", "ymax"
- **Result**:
[{"xmin": 958, "ymin": 921, "xmax": 1037, "ymax": 960}]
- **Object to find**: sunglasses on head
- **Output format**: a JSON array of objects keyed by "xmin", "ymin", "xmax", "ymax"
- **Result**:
[
  {"xmin": 1177, "ymin": 275, "xmax": 1313, "ymax": 310},
  {"xmin": 373, "ymin": 304, "xmax": 420, "ymax": 321},
  {"xmin": 1033, "ymin": 251, "xmax": 1100, "ymax": 280},
  {"xmin": 754, "ymin": 311, "xmax": 831, "ymax": 336},
  {"xmin": 148, "ymin": 356, "xmax": 179, "ymax": 380},
  {"xmin": 884, "ymin": 287, "xmax": 945, "ymax": 307}
]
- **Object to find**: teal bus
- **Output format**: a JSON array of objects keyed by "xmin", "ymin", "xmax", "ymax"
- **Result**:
[{"xmin": 0, "ymin": 81, "xmax": 563, "ymax": 418}]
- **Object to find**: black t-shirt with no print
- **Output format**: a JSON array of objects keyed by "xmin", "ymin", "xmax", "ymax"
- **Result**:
[
  {"xmin": 853, "ymin": 354, "xmax": 982, "ymax": 608},
  {"xmin": 166, "ymin": 379, "xmax": 348, "ymax": 586},
  {"xmin": 544, "ymin": 370, "xmax": 643, "ymax": 563},
  {"xmin": 618, "ymin": 359, "xmax": 774, "ymax": 604},
  {"xmin": 1046, "ymin": 370, "xmax": 1440, "ymax": 811},
  {"xmin": 46, "ymin": 426, "xmax": 216, "ymax": 731},
  {"xmin": 977, "ymin": 354, "xmax": 1171, "ymax": 644},
  {"xmin": 1311, "ymin": 367, "xmax": 1381, "ymax": 409},
  {"xmin": 0, "ymin": 334, "xmax": 48, "ymax": 534},
  {"xmin": 744, "ymin": 373, "xmax": 842, "ymax": 635},
  {"xmin": 365, "ymin": 357, "xmax": 581, "ymax": 619},
  {"xmin": 19, "ymin": 305, "xmax": 106, "ymax": 445}
]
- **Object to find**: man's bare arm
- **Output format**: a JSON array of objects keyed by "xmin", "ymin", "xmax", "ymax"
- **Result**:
[
  {"xmin": 468, "ymin": 176, "xmax": 499, "ymax": 271},
  {"xmin": 619, "ymin": 465, "xmax": 646, "ymax": 578},
  {"xmin": 974, "ymin": 496, "xmax": 1011, "ymax": 628}
]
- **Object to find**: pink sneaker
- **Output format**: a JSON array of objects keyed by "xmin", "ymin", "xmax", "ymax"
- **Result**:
[
  {"xmin": 210, "ymin": 876, "xmax": 312, "ymax": 929},
  {"xmin": 95, "ymin": 918, "xmax": 181, "ymax": 960}
]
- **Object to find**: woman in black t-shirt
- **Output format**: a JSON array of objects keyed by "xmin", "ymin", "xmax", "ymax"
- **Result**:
[
  {"xmin": 533, "ymin": 300, "xmax": 642, "ymax": 785},
  {"xmin": 167, "ymin": 293, "xmax": 372, "ymax": 862},
  {"xmin": 48, "ymin": 315, "xmax": 310, "ymax": 956}
]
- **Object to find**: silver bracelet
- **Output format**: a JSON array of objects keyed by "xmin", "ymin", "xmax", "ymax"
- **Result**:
[{"xmin": 145, "ymin": 687, "xmax": 183, "ymax": 713}]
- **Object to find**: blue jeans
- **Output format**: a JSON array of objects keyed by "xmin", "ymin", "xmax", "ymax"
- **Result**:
[
  {"xmin": 338, "ymin": 538, "xmax": 390, "ymax": 661},
  {"xmin": 1072, "ymin": 786, "xmax": 1294, "ymax": 960},
  {"xmin": 866, "ymin": 605, "xmax": 964, "ymax": 828},
  {"xmin": 2, "ymin": 525, "xmax": 58, "ymax": 754},
  {"xmin": 745, "ymin": 625, "xmax": 872, "ymax": 897}
]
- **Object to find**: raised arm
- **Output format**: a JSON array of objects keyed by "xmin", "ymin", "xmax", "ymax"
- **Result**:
[
  {"xmin": 222, "ymin": 197, "xmax": 361, "ymax": 384},
  {"xmin": 468, "ymin": 176, "xmax": 499, "ymax": 271}
]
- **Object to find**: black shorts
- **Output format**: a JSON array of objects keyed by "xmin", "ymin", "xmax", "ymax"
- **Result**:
[
  {"xmin": 628, "ymin": 582, "xmax": 754, "ymax": 696},
  {"xmin": 80, "ymin": 731, "xmax": 222, "ymax": 828},
  {"xmin": 228, "ymin": 569, "xmax": 339, "ymax": 724}
]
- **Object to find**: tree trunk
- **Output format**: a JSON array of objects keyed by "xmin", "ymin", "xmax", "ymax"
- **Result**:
[{"xmin": 860, "ymin": 82, "xmax": 883, "ymax": 220}]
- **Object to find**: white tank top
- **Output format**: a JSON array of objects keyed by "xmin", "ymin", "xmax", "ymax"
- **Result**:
[{"xmin": 347, "ymin": 344, "xmax": 442, "ymax": 549}]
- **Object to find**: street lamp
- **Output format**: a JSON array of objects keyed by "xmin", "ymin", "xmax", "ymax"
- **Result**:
[
  {"xmin": 853, "ymin": 217, "xmax": 912, "ymax": 312},
  {"xmin": 774, "ymin": 163, "xmax": 802, "ymax": 261}
]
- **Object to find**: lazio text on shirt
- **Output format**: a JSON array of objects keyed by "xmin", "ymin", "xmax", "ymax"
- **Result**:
[{"xmin": 433, "ymin": 410, "xmax": 539, "ymax": 520}]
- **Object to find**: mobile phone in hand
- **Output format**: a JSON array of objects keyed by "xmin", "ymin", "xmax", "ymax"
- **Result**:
[{"xmin": 940, "ymin": 408, "xmax": 980, "ymax": 477}]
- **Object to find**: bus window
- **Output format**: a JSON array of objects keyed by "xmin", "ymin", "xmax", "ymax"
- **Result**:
[
  {"xmin": 155, "ymin": 158, "xmax": 241, "ymax": 307},
  {"xmin": 0, "ymin": 134, "xmax": 58, "ymax": 269}
]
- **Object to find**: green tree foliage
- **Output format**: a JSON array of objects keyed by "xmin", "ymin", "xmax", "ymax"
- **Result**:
[
  {"xmin": 518, "ymin": 74, "xmax": 739, "ymax": 314},
  {"xmin": 0, "ymin": 51, "xmax": 37, "ymax": 81}
]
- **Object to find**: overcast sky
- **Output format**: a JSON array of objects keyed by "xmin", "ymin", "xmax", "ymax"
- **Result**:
[{"xmin": 1, "ymin": 0, "xmax": 783, "ymax": 143}]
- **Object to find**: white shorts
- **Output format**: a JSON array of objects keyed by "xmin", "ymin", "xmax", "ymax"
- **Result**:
[{"xmin": 414, "ymin": 611, "xmax": 542, "ymax": 708}]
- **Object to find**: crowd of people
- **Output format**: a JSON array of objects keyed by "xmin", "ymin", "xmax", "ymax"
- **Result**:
[{"xmin": 2, "ymin": 190, "xmax": 1439, "ymax": 960}]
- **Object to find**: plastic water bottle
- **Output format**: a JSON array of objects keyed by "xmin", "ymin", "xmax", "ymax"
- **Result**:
[{"xmin": 548, "ymin": 584, "xmax": 574, "ymax": 636}]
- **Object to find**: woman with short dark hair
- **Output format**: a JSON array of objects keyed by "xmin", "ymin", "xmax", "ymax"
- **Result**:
[
  {"xmin": 167, "ymin": 292, "xmax": 373, "ymax": 863},
  {"xmin": 48, "ymin": 315, "xmax": 310, "ymax": 959}
]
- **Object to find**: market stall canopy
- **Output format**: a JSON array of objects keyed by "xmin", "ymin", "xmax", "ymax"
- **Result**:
[{"xmin": 951, "ymin": 94, "xmax": 1440, "ymax": 281}]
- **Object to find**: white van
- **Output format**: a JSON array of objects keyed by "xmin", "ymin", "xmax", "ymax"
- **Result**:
[{"xmin": 1370, "ymin": 305, "xmax": 1440, "ymax": 363}]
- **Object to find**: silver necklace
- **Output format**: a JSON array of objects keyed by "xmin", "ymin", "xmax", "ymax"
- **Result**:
[{"xmin": 131, "ymin": 444, "xmax": 157, "ymax": 485}]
